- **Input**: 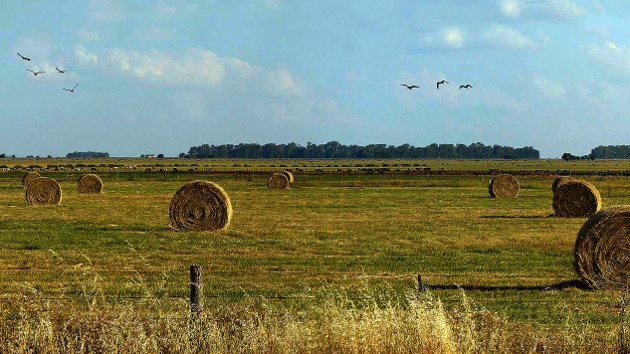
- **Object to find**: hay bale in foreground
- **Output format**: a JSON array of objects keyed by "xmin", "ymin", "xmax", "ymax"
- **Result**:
[
  {"xmin": 280, "ymin": 171, "xmax": 295, "ymax": 183},
  {"xmin": 552, "ymin": 176, "xmax": 573, "ymax": 194},
  {"xmin": 488, "ymin": 174, "xmax": 519, "ymax": 198},
  {"xmin": 22, "ymin": 172, "xmax": 41, "ymax": 187},
  {"xmin": 169, "ymin": 180, "xmax": 232, "ymax": 231},
  {"xmin": 268, "ymin": 173, "xmax": 290, "ymax": 189},
  {"xmin": 575, "ymin": 206, "xmax": 630, "ymax": 289},
  {"xmin": 77, "ymin": 174, "xmax": 103, "ymax": 194},
  {"xmin": 553, "ymin": 181, "xmax": 601, "ymax": 218},
  {"xmin": 25, "ymin": 177, "xmax": 62, "ymax": 205}
]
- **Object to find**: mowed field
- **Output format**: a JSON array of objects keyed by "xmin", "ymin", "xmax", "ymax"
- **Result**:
[{"xmin": 1, "ymin": 159, "xmax": 629, "ymax": 351}]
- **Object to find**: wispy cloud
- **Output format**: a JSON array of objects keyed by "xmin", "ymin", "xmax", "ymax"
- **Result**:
[
  {"xmin": 422, "ymin": 27, "xmax": 467, "ymax": 49},
  {"xmin": 482, "ymin": 25, "xmax": 541, "ymax": 49},
  {"xmin": 499, "ymin": 0, "xmax": 586, "ymax": 20},
  {"xmin": 583, "ymin": 41, "xmax": 630, "ymax": 76},
  {"xmin": 532, "ymin": 74, "xmax": 566, "ymax": 98},
  {"xmin": 82, "ymin": 47, "xmax": 304, "ymax": 97}
]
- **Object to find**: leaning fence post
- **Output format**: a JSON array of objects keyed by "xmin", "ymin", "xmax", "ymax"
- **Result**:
[{"xmin": 190, "ymin": 265, "xmax": 202, "ymax": 320}]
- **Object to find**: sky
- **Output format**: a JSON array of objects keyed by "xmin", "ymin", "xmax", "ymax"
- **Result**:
[{"xmin": 1, "ymin": 0, "xmax": 629, "ymax": 158}]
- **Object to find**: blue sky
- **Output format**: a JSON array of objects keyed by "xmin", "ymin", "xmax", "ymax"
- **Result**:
[{"xmin": 1, "ymin": 0, "xmax": 629, "ymax": 157}]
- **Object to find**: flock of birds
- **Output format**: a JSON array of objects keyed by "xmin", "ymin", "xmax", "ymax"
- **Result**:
[
  {"xmin": 401, "ymin": 80, "xmax": 473, "ymax": 90},
  {"xmin": 16, "ymin": 52, "xmax": 79, "ymax": 93}
]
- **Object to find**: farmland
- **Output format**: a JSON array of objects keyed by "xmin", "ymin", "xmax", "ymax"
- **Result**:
[{"xmin": 0, "ymin": 158, "xmax": 628, "ymax": 352}]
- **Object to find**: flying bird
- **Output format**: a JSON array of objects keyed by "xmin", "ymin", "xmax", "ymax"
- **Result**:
[
  {"xmin": 26, "ymin": 69, "xmax": 45, "ymax": 76},
  {"xmin": 62, "ymin": 83, "xmax": 79, "ymax": 93},
  {"xmin": 400, "ymin": 83, "xmax": 419, "ymax": 90},
  {"xmin": 459, "ymin": 84, "xmax": 473, "ymax": 89},
  {"xmin": 436, "ymin": 80, "xmax": 449, "ymax": 89},
  {"xmin": 55, "ymin": 67, "xmax": 66, "ymax": 74},
  {"xmin": 17, "ymin": 52, "xmax": 31, "ymax": 61}
]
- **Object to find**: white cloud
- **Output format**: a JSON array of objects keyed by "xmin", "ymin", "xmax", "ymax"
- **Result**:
[
  {"xmin": 482, "ymin": 25, "xmax": 540, "ymax": 49},
  {"xmin": 500, "ymin": 0, "xmax": 522, "ymax": 17},
  {"xmin": 443, "ymin": 27, "xmax": 465, "ymax": 48},
  {"xmin": 88, "ymin": 47, "xmax": 304, "ymax": 96},
  {"xmin": 500, "ymin": 0, "xmax": 586, "ymax": 19},
  {"xmin": 583, "ymin": 41, "xmax": 630, "ymax": 76},
  {"xmin": 532, "ymin": 74, "xmax": 566, "ymax": 98},
  {"xmin": 75, "ymin": 44, "xmax": 98, "ymax": 64},
  {"xmin": 78, "ymin": 29, "xmax": 100, "ymax": 42}
]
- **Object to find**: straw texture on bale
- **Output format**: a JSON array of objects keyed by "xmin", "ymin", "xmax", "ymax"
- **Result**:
[
  {"xmin": 268, "ymin": 173, "xmax": 290, "ymax": 189},
  {"xmin": 169, "ymin": 180, "xmax": 232, "ymax": 231},
  {"xmin": 25, "ymin": 177, "xmax": 62, "ymax": 205},
  {"xmin": 553, "ymin": 181, "xmax": 601, "ymax": 218},
  {"xmin": 575, "ymin": 206, "xmax": 630, "ymax": 290},
  {"xmin": 552, "ymin": 176, "xmax": 574, "ymax": 194},
  {"xmin": 280, "ymin": 171, "xmax": 295, "ymax": 183},
  {"xmin": 488, "ymin": 174, "xmax": 519, "ymax": 198},
  {"xmin": 77, "ymin": 174, "xmax": 103, "ymax": 194},
  {"xmin": 22, "ymin": 172, "xmax": 41, "ymax": 187}
]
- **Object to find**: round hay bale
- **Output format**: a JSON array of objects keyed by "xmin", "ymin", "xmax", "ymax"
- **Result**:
[
  {"xmin": 22, "ymin": 172, "xmax": 41, "ymax": 187},
  {"xmin": 575, "ymin": 206, "xmax": 630, "ymax": 289},
  {"xmin": 25, "ymin": 177, "xmax": 62, "ymax": 205},
  {"xmin": 77, "ymin": 174, "xmax": 103, "ymax": 194},
  {"xmin": 552, "ymin": 176, "xmax": 573, "ymax": 194},
  {"xmin": 553, "ymin": 180, "xmax": 601, "ymax": 218},
  {"xmin": 488, "ymin": 174, "xmax": 519, "ymax": 198},
  {"xmin": 280, "ymin": 170, "xmax": 294, "ymax": 183},
  {"xmin": 169, "ymin": 180, "xmax": 232, "ymax": 231},
  {"xmin": 268, "ymin": 173, "xmax": 290, "ymax": 189}
]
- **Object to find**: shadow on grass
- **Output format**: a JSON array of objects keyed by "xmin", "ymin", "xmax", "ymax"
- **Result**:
[
  {"xmin": 480, "ymin": 214, "xmax": 555, "ymax": 219},
  {"xmin": 427, "ymin": 279, "xmax": 590, "ymax": 291}
]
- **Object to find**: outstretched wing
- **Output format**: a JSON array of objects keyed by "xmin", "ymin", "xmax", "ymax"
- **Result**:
[{"xmin": 72, "ymin": 83, "xmax": 79, "ymax": 90}]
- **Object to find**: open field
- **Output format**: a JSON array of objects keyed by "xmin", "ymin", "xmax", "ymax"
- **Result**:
[
  {"xmin": 6, "ymin": 157, "xmax": 630, "ymax": 173},
  {"xmin": 0, "ymin": 159, "xmax": 629, "ymax": 351}
]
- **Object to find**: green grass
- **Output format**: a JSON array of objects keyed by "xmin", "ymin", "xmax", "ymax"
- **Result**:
[{"xmin": 0, "ymin": 166, "xmax": 628, "ymax": 347}]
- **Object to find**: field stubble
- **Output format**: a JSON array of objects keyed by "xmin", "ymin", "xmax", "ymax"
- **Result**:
[{"xmin": 0, "ymin": 169, "xmax": 628, "ymax": 352}]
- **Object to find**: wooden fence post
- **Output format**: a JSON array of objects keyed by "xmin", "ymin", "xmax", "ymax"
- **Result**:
[{"xmin": 190, "ymin": 265, "xmax": 202, "ymax": 319}]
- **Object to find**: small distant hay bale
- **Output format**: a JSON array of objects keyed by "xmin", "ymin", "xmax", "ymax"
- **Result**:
[
  {"xmin": 575, "ymin": 206, "xmax": 630, "ymax": 289},
  {"xmin": 280, "ymin": 171, "xmax": 294, "ymax": 183},
  {"xmin": 169, "ymin": 180, "xmax": 232, "ymax": 231},
  {"xmin": 22, "ymin": 172, "xmax": 41, "ymax": 187},
  {"xmin": 552, "ymin": 176, "xmax": 573, "ymax": 194},
  {"xmin": 488, "ymin": 174, "xmax": 519, "ymax": 198},
  {"xmin": 268, "ymin": 173, "xmax": 290, "ymax": 189},
  {"xmin": 553, "ymin": 181, "xmax": 601, "ymax": 218},
  {"xmin": 77, "ymin": 174, "xmax": 103, "ymax": 194},
  {"xmin": 25, "ymin": 177, "xmax": 62, "ymax": 205}
]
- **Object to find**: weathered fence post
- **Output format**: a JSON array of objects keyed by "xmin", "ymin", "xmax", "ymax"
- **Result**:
[{"xmin": 190, "ymin": 265, "xmax": 202, "ymax": 320}]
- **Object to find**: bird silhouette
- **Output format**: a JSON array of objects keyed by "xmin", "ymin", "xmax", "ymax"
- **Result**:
[
  {"xmin": 26, "ymin": 69, "xmax": 45, "ymax": 76},
  {"xmin": 17, "ymin": 52, "xmax": 31, "ymax": 61},
  {"xmin": 62, "ymin": 83, "xmax": 79, "ymax": 93},
  {"xmin": 459, "ymin": 84, "xmax": 473, "ymax": 89},
  {"xmin": 436, "ymin": 80, "xmax": 449, "ymax": 89},
  {"xmin": 400, "ymin": 83, "xmax": 419, "ymax": 90},
  {"xmin": 55, "ymin": 67, "xmax": 66, "ymax": 74}
]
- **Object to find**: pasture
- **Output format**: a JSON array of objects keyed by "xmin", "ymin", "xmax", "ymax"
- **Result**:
[{"xmin": 0, "ymin": 159, "xmax": 628, "ymax": 352}]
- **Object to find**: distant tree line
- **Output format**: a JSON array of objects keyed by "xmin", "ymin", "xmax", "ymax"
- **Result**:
[
  {"xmin": 66, "ymin": 151, "xmax": 110, "ymax": 158},
  {"xmin": 561, "ymin": 145, "xmax": 630, "ymax": 161},
  {"xmin": 185, "ymin": 141, "xmax": 540, "ymax": 159}
]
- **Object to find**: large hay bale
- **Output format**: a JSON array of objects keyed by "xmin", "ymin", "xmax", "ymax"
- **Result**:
[
  {"xmin": 280, "ymin": 170, "xmax": 294, "ymax": 183},
  {"xmin": 25, "ymin": 177, "xmax": 62, "ymax": 205},
  {"xmin": 77, "ymin": 174, "xmax": 103, "ymax": 194},
  {"xmin": 488, "ymin": 174, "xmax": 519, "ymax": 198},
  {"xmin": 575, "ymin": 206, "xmax": 630, "ymax": 289},
  {"xmin": 552, "ymin": 176, "xmax": 573, "ymax": 194},
  {"xmin": 553, "ymin": 181, "xmax": 601, "ymax": 218},
  {"xmin": 22, "ymin": 172, "xmax": 41, "ymax": 187},
  {"xmin": 268, "ymin": 173, "xmax": 290, "ymax": 189},
  {"xmin": 169, "ymin": 180, "xmax": 232, "ymax": 231}
]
